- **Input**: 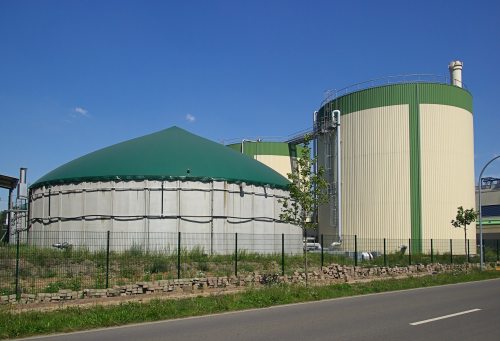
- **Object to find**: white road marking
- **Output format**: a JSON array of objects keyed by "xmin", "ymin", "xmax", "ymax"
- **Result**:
[{"xmin": 410, "ymin": 308, "xmax": 481, "ymax": 326}]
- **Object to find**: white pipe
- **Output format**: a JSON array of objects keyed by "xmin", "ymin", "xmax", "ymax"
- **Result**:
[
  {"xmin": 332, "ymin": 110, "xmax": 341, "ymax": 242},
  {"xmin": 304, "ymin": 242, "xmax": 322, "ymax": 251},
  {"xmin": 329, "ymin": 242, "xmax": 341, "ymax": 250},
  {"xmin": 448, "ymin": 61, "xmax": 463, "ymax": 88},
  {"xmin": 241, "ymin": 139, "xmax": 256, "ymax": 154}
]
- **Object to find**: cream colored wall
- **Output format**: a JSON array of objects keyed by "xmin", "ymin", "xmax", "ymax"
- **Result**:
[
  {"xmin": 255, "ymin": 154, "xmax": 297, "ymax": 179},
  {"xmin": 420, "ymin": 104, "xmax": 475, "ymax": 249},
  {"xmin": 340, "ymin": 104, "xmax": 411, "ymax": 241}
]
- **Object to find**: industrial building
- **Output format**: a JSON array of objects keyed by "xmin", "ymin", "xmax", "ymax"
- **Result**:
[
  {"xmin": 27, "ymin": 127, "xmax": 302, "ymax": 252},
  {"xmin": 5, "ymin": 61, "xmax": 478, "ymax": 255},
  {"xmin": 476, "ymin": 178, "xmax": 500, "ymax": 239},
  {"xmin": 227, "ymin": 62, "xmax": 475, "ymax": 254}
]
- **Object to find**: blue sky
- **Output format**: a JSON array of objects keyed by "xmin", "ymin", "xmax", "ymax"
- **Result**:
[{"xmin": 1, "ymin": 0, "xmax": 499, "ymax": 210}]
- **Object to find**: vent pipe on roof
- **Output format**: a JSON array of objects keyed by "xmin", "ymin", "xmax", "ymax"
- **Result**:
[
  {"xmin": 18, "ymin": 168, "xmax": 27, "ymax": 198},
  {"xmin": 448, "ymin": 61, "xmax": 463, "ymax": 88}
]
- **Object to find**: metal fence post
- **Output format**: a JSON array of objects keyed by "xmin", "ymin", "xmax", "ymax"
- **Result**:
[
  {"xmin": 282, "ymin": 233, "xmax": 284, "ymax": 276},
  {"xmin": 321, "ymin": 234, "xmax": 324, "ymax": 268},
  {"xmin": 178, "ymin": 232, "xmax": 181, "ymax": 279},
  {"xmin": 15, "ymin": 231, "xmax": 20, "ymax": 298},
  {"xmin": 497, "ymin": 239, "xmax": 499, "ymax": 262},
  {"xmin": 106, "ymin": 231, "xmax": 110, "ymax": 288},
  {"xmin": 235, "ymin": 233, "xmax": 238, "ymax": 276},
  {"xmin": 383, "ymin": 238, "xmax": 386, "ymax": 267},
  {"xmin": 450, "ymin": 239, "xmax": 453, "ymax": 264},
  {"xmin": 408, "ymin": 239, "xmax": 411, "ymax": 265},
  {"xmin": 354, "ymin": 235, "xmax": 358, "ymax": 266},
  {"xmin": 431, "ymin": 239, "xmax": 433, "ymax": 263}
]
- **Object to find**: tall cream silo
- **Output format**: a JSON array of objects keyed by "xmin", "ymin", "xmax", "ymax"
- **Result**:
[{"xmin": 317, "ymin": 62, "xmax": 475, "ymax": 254}]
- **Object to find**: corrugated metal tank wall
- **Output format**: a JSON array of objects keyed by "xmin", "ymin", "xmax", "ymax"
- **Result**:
[
  {"xmin": 317, "ymin": 83, "xmax": 474, "ymax": 254},
  {"xmin": 227, "ymin": 142, "xmax": 302, "ymax": 179},
  {"xmin": 420, "ymin": 104, "xmax": 475, "ymax": 242},
  {"xmin": 29, "ymin": 180, "xmax": 302, "ymax": 253}
]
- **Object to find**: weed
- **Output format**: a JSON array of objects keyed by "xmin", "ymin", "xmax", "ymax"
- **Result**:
[
  {"xmin": 124, "ymin": 243, "xmax": 145, "ymax": 259},
  {"xmin": 119, "ymin": 266, "xmax": 136, "ymax": 279},
  {"xmin": 196, "ymin": 261, "xmax": 210, "ymax": 272},
  {"xmin": 42, "ymin": 269, "xmax": 58, "ymax": 279},
  {"xmin": 189, "ymin": 246, "xmax": 207, "ymax": 262},
  {"xmin": 0, "ymin": 287, "xmax": 11, "ymax": 296},
  {"xmin": 241, "ymin": 263, "xmax": 255, "ymax": 273},
  {"xmin": 93, "ymin": 275, "xmax": 105, "ymax": 289},
  {"xmin": 146, "ymin": 258, "xmax": 171, "ymax": 274},
  {"xmin": 42, "ymin": 278, "xmax": 83, "ymax": 293}
]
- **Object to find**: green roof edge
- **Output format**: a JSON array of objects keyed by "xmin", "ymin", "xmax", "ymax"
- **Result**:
[{"xmin": 30, "ymin": 174, "xmax": 289, "ymax": 190}]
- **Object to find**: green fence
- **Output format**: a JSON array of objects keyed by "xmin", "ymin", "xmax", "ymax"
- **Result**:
[{"xmin": 1, "ymin": 231, "xmax": 498, "ymax": 297}]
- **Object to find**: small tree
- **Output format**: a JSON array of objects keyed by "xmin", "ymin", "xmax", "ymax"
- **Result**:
[
  {"xmin": 451, "ymin": 206, "xmax": 479, "ymax": 260},
  {"xmin": 278, "ymin": 134, "xmax": 329, "ymax": 287}
]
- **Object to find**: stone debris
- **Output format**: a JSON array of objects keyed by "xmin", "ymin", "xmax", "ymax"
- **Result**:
[{"xmin": 0, "ymin": 262, "xmax": 482, "ymax": 305}]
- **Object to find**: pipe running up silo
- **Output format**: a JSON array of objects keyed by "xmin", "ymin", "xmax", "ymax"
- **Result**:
[{"xmin": 332, "ymin": 110, "xmax": 341, "ymax": 243}]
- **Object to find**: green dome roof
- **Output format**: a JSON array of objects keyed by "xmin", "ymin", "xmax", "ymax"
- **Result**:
[{"xmin": 32, "ymin": 127, "xmax": 291, "ymax": 189}]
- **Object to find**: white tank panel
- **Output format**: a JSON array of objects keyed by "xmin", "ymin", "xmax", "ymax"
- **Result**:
[{"xmin": 29, "ymin": 179, "xmax": 300, "ymax": 253}]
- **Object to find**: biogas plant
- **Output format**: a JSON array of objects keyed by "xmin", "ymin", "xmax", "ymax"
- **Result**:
[{"xmin": 4, "ymin": 61, "xmax": 475, "ymax": 255}]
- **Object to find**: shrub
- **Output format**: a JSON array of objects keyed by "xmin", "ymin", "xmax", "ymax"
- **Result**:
[
  {"xmin": 146, "ymin": 258, "xmax": 171, "ymax": 274},
  {"xmin": 119, "ymin": 266, "xmax": 137, "ymax": 279},
  {"xmin": 196, "ymin": 261, "xmax": 210, "ymax": 272}
]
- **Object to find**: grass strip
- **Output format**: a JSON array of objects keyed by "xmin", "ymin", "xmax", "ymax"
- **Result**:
[{"xmin": 1, "ymin": 269, "xmax": 500, "ymax": 340}]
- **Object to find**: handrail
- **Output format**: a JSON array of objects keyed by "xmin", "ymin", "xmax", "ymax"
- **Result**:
[
  {"xmin": 219, "ymin": 136, "xmax": 288, "ymax": 145},
  {"xmin": 321, "ymin": 74, "xmax": 468, "ymax": 108}
]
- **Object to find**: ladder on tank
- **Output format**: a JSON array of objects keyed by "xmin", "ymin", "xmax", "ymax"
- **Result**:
[{"xmin": 316, "ymin": 101, "xmax": 340, "ymax": 239}]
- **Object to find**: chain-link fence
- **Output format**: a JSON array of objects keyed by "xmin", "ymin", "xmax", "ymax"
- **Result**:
[{"xmin": 1, "ymin": 231, "xmax": 498, "ymax": 297}]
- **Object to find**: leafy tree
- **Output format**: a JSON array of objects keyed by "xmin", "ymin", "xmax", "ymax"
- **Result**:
[
  {"xmin": 451, "ymin": 206, "xmax": 479, "ymax": 260},
  {"xmin": 278, "ymin": 134, "xmax": 329, "ymax": 287}
]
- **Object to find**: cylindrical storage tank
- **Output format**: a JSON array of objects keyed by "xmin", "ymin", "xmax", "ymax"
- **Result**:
[
  {"xmin": 317, "ymin": 79, "xmax": 475, "ymax": 254},
  {"xmin": 28, "ymin": 127, "xmax": 302, "ymax": 253},
  {"xmin": 226, "ymin": 141, "xmax": 303, "ymax": 179}
]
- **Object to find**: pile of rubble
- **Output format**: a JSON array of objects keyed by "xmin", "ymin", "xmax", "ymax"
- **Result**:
[{"xmin": 0, "ymin": 262, "xmax": 488, "ymax": 305}]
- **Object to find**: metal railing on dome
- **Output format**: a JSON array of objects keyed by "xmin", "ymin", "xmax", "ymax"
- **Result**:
[
  {"xmin": 322, "ymin": 74, "xmax": 468, "ymax": 107},
  {"xmin": 219, "ymin": 128, "xmax": 316, "ymax": 146},
  {"xmin": 1, "ymin": 231, "xmax": 498, "ymax": 300},
  {"xmin": 219, "ymin": 136, "xmax": 289, "ymax": 145}
]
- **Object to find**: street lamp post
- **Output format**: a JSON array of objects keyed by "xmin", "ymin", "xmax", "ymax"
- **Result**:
[{"xmin": 478, "ymin": 155, "xmax": 500, "ymax": 270}]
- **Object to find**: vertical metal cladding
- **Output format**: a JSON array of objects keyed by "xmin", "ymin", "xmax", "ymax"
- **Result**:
[
  {"xmin": 420, "ymin": 104, "xmax": 475, "ymax": 242},
  {"xmin": 227, "ymin": 142, "xmax": 303, "ymax": 179},
  {"xmin": 338, "ymin": 105, "xmax": 411, "ymax": 241},
  {"xmin": 318, "ymin": 83, "xmax": 474, "ymax": 253}
]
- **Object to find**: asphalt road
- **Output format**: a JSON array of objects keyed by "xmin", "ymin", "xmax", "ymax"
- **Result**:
[{"xmin": 21, "ymin": 278, "xmax": 500, "ymax": 341}]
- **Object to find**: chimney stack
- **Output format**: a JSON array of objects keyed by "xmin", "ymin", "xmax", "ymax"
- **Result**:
[
  {"xmin": 448, "ymin": 61, "xmax": 463, "ymax": 88},
  {"xmin": 17, "ymin": 168, "xmax": 27, "ymax": 199}
]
